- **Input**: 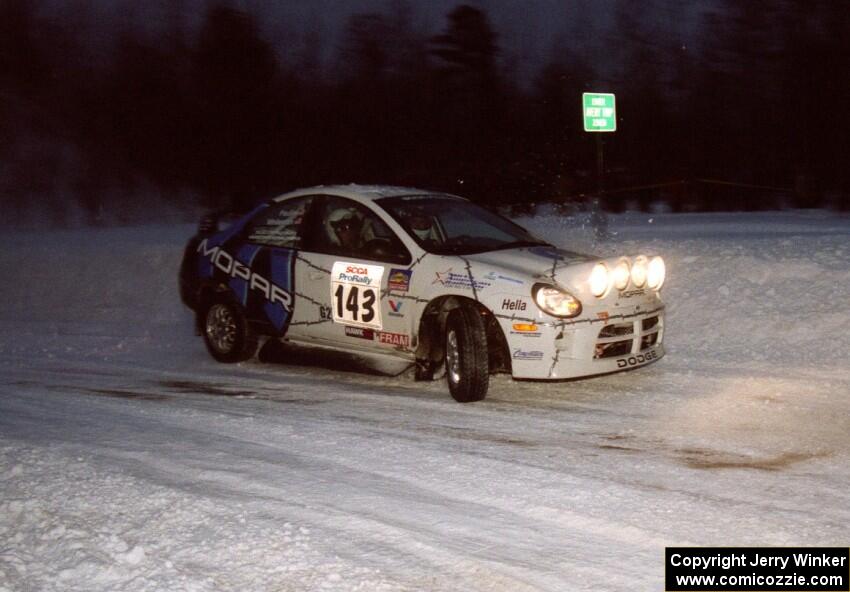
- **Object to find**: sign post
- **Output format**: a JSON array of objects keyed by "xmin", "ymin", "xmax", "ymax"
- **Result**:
[
  {"xmin": 582, "ymin": 92, "xmax": 616, "ymax": 132},
  {"xmin": 582, "ymin": 92, "xmax": 616, "ymax": 193},
  {"xmin": 582, "ymin": 92, "xmax": 616, "ymax": 239}
]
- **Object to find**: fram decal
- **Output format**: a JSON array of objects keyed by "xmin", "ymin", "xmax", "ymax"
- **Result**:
[
  {"xmin": 432, "ymin": 269, "xmax": 491, "ymax": 291},
  {"xmin": 345, "ymin": 326, "xmax": 374, "ymax": 340},
  {"xmin": 197, "ymin": 239, "xmax": 292, "ymax": 311},
  {"xmin": 388, "ymin": 269, "xmax": 412, "ymax": 292},
  {"xmin": 512, "ymin": 348, "xmax": 544, "ymax": 360},
  {"xmin": 319, "ymin": 305, "xmax": 332, "ymax": 321},
  {"xmin": 616, "ymin": 349, "xmax": 657, "ymax": 368},
  {"xmin": 377, "ymin": 331, "xmax": 409, "ymax": 347}
]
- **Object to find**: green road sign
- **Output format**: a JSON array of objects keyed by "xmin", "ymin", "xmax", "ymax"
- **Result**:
[{"xmin": 583, "ymin": 92, "xmax": 616, "ymax": 132}]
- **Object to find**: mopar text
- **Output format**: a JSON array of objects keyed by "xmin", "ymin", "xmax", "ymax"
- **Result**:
[{"xmin": 198, "ymin": 239, "xmax": 292, "ymax": 311}]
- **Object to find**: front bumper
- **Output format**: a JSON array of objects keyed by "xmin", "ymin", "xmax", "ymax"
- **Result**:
[{"xmin": 507, "ymin": 306, "xmax": 665, "ymax": 380}]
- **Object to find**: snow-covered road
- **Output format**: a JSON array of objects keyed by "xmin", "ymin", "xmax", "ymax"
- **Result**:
[{"xmin": 1, "ymin": 211, "xmax": 848, "ymax": 591}]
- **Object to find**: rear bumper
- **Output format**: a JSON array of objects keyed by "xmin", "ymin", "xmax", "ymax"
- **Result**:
[{"xmin": 508, "ymin": 307, "xmax": 665, "ymax": 380}]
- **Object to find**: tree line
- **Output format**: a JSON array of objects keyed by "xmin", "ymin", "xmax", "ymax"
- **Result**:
[{"xmin": 1, "ymin": 0, "xmax": 848, "ymax": 225}]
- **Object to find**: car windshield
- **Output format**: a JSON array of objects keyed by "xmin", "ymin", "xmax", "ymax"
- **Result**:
[{"xmin": 377, "ymin": 196, "xmax": 551, "ymax": 255}]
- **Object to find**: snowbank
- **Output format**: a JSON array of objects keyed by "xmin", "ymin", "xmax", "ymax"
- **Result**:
[{"xmin": 1, "ymin": 210, "xmax": 848, "ymax": 592}]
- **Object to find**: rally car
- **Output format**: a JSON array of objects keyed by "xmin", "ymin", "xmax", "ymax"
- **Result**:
[{"xmin": 179, "ymin": 185, "xmax": 666, "ymax": 402}]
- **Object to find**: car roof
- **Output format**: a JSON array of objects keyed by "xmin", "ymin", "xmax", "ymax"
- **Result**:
[{"xmin": 272, "ymin": 184, "xmax": 464, "ymax": 205}]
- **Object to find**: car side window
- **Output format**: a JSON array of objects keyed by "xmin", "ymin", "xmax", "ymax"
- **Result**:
[
  {"xmin": 305, "ymin": 197, "xmax": 411, "ymax": 265},
  {"xmin": 244, "ymin": 196, "xmax": 312, "ymax": 248}
]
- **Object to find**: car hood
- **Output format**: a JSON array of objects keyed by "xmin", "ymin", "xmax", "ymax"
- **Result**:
[
  {"xmin": 462, "ymin": 245, "xmax": 663, "ymax": 311},
  {"xmin": 463, "ymin": 245, "xmax": 594, "ymax": 284}
]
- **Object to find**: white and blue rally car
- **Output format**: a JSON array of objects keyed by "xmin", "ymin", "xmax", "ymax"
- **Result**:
[{"xmin": 179, "ymin": 185, "xmax": 666, "ymax": 402}]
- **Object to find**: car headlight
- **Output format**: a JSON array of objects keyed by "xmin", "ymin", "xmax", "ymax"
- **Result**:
[
  {"xmin": 532, "ymin": 283, "xmax": 582, "ymax": 318},
  {"xmin": 631, "ymin": 255, "xmax": 648, "ymax": 288},
  {"xmin": 613, "ymin": 258, "xmax": 631, "ymax": 291},
  {"xmin": 647, "ymin": 256, "xmax": 665, "ymax": 290},
  {"xmin": 589, "ymin": 262, "xmax": 611, "ymax": 297}
]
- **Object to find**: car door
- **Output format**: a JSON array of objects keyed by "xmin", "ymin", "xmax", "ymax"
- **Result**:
[
  {"xmin": 293, "ymin": 196, "xmax": 414, "ymax": 355},
  {"xmin": 237, "ymin": 195, "xmax": 313, "ymax": 338}
]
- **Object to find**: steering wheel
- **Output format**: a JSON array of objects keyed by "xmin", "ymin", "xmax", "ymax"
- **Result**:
[{"xmin": 363, "ymin": 238, "xmax": 393, "ymax": 259}]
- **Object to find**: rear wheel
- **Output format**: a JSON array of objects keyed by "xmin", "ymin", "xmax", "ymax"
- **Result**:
[
  {"xmin": 445, "ymin": 307, "xmax": 489, "ymax": 402},
  {"xmin": 202, "ymin": 299, "xmax": 258, "ymax": 363}
]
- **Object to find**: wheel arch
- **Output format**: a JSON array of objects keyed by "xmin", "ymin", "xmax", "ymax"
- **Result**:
[{"xmin": 415, "ymin": 295, "xmax": 511, "ymax": 375}]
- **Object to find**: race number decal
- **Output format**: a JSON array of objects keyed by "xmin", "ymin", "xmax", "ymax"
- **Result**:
[{"xmin": 330, "ymin": 262, "xmax": 384, "ymax": 330}]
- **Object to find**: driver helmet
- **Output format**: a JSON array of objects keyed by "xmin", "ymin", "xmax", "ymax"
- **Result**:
[
  {"xmin": 326, "ymin": 207, "xmax": 363, "ymax": 245},
  {"xmin": 405, "ymin": 209, "xmax": 435, "ymax": 242}
]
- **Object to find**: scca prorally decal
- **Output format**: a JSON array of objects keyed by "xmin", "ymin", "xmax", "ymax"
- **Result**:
[
  {"xmin": 337, "ymin": 264, "xmax": 374, "ymax": 285},
  {"xmin": 331, "ymin": 261, "xmax": 384, "ymax": 330},
  {"xmin": 198, "ymin": 239, "xmax": 292, "ymax": 311}
]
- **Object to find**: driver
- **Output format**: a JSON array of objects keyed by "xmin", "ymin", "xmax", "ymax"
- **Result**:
[
  {"xmin": 327, "ymin": 207, "xmax": 364, "ymax": 250},
  {"xmin": 404, "ymin": 208, "xmax": 440, "ymax": 244}
]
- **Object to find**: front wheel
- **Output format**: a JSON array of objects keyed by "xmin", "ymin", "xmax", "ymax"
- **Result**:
[
  {"xmin": 201, "ymin": 299, "xmax": 258, "ymax": 363},
  {"xmin": 445, "ymin": 307, "xmax": 489, "ymax": 402}
]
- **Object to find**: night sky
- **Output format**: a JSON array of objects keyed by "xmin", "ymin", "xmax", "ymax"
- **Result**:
[
  {"xmin": 5, "ymin": 0, "xmax": 848, "ymax": 220},
  {"xmin": 43, "ymin": 0, "xmax": 708, "ymax": 83}
]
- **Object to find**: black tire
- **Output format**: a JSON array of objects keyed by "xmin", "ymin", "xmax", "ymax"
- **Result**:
[
  {"xmin": 444, "ymin": 307, "xmax": 489, "ymax": 402},
  {"xmin": 201, "ymin": 298, "xmax": 258, "ymax": 363}
]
